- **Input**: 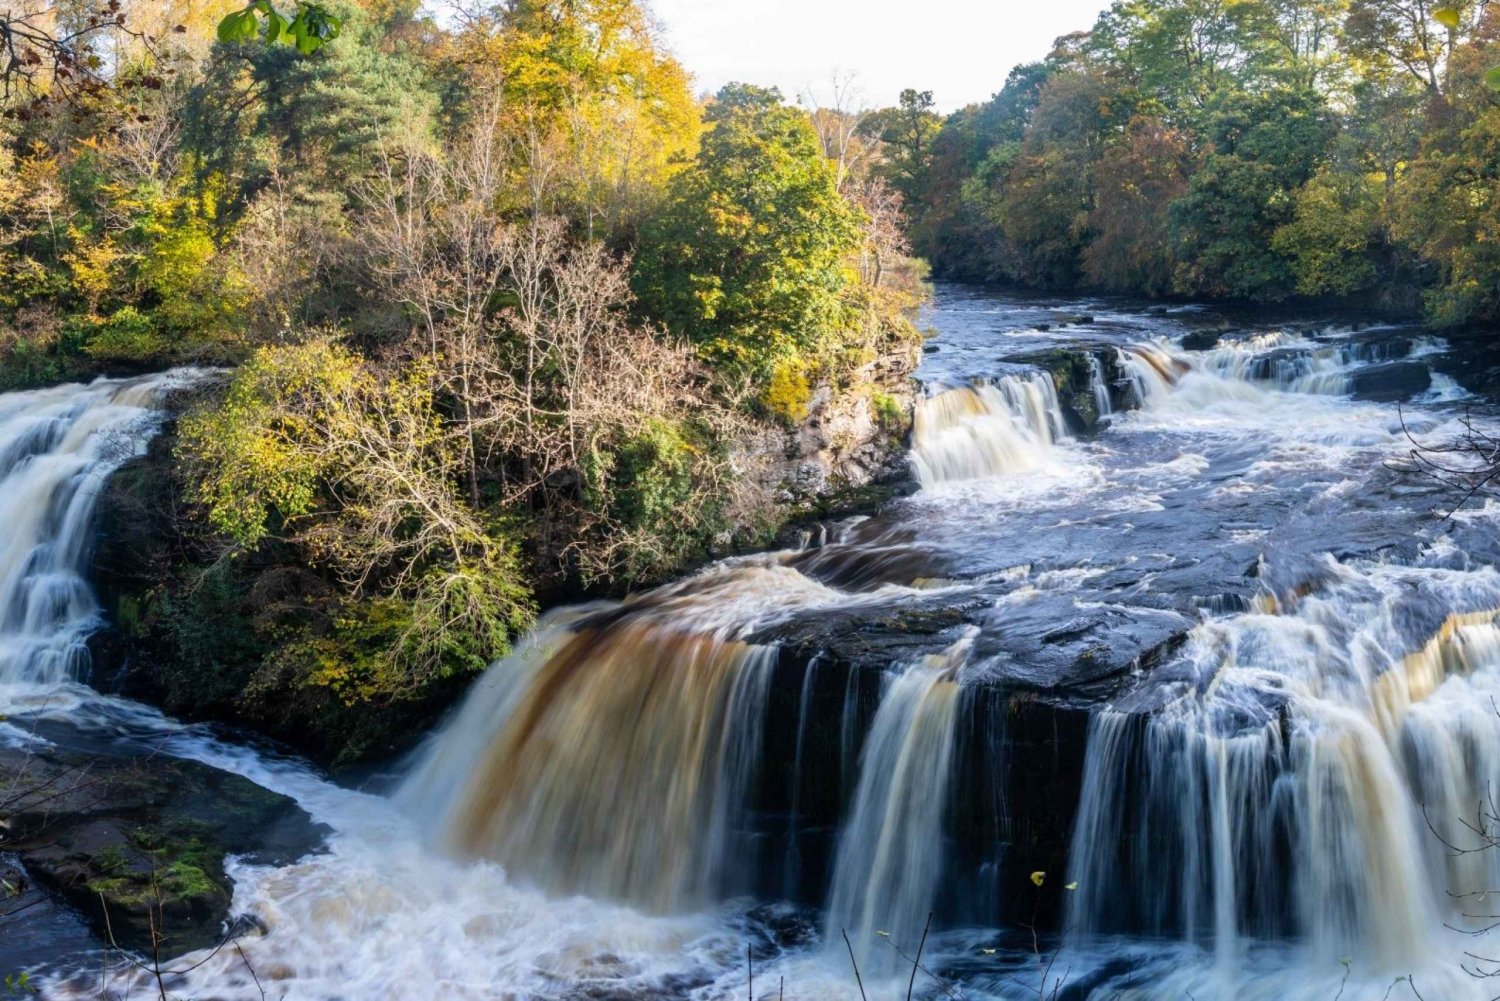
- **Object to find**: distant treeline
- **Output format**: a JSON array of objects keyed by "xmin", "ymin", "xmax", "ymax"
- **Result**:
[{"xmin": 901, "ymin": 0, "xmax": 1500, "ymax": 326}]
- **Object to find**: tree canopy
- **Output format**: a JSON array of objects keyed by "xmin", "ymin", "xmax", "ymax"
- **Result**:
[{"xmin": 913, "ymin": 0, "xmax": 1500, "ymax": 325}]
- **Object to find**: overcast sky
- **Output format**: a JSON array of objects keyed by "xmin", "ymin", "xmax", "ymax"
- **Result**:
[{"xmin": 648, "ymin": 1, "xmax": 1112, "ymax": 113}]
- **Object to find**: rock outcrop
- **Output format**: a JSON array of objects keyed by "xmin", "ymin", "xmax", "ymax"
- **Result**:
[{"xmin": 2, "ymin": 744, "xmax": 324, "ymax": 959}]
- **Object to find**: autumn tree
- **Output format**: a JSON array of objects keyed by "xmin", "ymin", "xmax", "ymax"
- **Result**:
[
  {"xmin": 1171, "ymin": 86, "xmax": 1334, "ymax": 298},
  {"xmin": 448, "ymin": 0, "xmax": 702, "ymax": 239},
  {"xmin": 1084, "ymin": 116, "xmax": 1193, "ymax": 294},
  {"xmin": 632, "ymin": 83, "xmax": 861, "ymax": 395}
]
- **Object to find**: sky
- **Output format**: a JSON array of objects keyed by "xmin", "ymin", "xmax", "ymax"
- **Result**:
[{"xmin": 647, "ymin": 1, "xmax": 1113, "ymax": 113}]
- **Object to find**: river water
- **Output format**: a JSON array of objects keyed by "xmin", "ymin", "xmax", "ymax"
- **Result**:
[{"xmin": 5, "ymin": 285, "xmax": 1500, "ymax": 1000}]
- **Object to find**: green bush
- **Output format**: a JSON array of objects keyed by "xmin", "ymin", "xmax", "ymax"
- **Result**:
[{"xmin": 82, "ymin": 307, "xmax": 169, "ymax": 363}]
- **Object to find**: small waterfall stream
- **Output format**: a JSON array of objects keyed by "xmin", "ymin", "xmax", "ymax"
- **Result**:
[
  {"xmin": 909, "ymin": 373, "xmax": 1066, "ymax": 486},
  {"xmin": 0, "ymin": 373, "xmax": 192, "ymax": 692},
  {"xmin": 823, "ymin": 632, "xmax": 971, "ymax": 973}
]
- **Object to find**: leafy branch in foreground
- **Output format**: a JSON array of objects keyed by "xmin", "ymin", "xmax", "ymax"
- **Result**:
[{"xmin": 216, "ymin": 1, "xmax": 342, "ymax": 55}]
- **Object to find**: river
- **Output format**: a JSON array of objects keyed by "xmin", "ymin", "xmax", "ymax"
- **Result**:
[{"xmin": 4, "ymin": 284, "xmax": 1499, "ymax": 1000}]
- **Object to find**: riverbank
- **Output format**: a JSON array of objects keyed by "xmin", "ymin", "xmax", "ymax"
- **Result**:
[{"xmin": 83, "ymin": 351, "xmax": 918, "ymax": 766}]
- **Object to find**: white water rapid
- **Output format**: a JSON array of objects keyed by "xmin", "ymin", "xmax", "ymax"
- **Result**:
[{"xmin": 12, "ymin": 291, "xmax": 1500, "ymax": 1001}]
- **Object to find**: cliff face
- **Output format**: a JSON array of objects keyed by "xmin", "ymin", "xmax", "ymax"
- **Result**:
[{"xmin": 761, "ymin": 351, "xmax": 917, "ymax": 515}]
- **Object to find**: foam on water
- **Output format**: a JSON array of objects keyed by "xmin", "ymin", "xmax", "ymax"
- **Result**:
[{"xmin": 910, "ymin": 373, "xmax": 1067, "ymax": 486}]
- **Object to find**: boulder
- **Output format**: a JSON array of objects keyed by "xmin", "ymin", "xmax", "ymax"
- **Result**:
[
  {"xmin": 1180, "ymin": 330, "xmax": 1224, "ymax": 352},
  {"xmin": 1, "ymin": 745, "xmax": 324, "ymax": 959},
  {"xmin": 1348, "ymin": 360, "xmax": 1432, "ymax": 402}
]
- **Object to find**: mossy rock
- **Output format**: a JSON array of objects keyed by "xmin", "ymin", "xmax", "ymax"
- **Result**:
[
  {"xmin": 1, "ymin": 746, "xmax": 325, "ymax": 959},
  {"xmin": 1006, "ymin": 346, "xmax": 1126, "ymax": 434}
]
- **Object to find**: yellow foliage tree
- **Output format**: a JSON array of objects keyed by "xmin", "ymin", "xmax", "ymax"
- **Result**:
[{"xmin": 458, "ymin": 0, "xmax": 702, "ymax": 236}]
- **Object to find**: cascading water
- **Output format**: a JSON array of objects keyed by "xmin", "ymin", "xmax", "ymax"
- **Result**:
[
  {"xmin": 823, "ymin": 631, "xmax": 971, "ymax": 972},
  {"xmin": 1118, "ymin": 340, "xmax": 1193, "ymax": 405},
  {"xmin": 0, "ymin": 373, "xmax": 193, "ymax": 691},
  {"xmin": 909, "ymin": 372, "xmax": 1066, "ymax": 486},
  {"xmin": 397, "ymin": 559, "xmax": 919, "ymax": 917},
  {"xmin": 1087, "ymin": 353, "xmax": 1114, "ymax": 420},
  {"xmin": 20, "ymin": 287, "xmax": 1500, "ymax": 1001},
  {"xmin": 1190, "ymin": 330, "xmax": 1451, "ymax": 396},
  {"xmin": 1067, "ymin": 570, "xmax": 1500, "ymax": 994},
  {"xmin": 404, "ymin": 614, "xmax": 776, "ymax": 912}
]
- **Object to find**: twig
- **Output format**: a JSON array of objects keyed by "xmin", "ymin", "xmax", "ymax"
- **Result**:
[
  {"xmin": 842, "ymin": 929, "xmax": 868, "ymax": 1001},
  {"xmin": 907, "ymin": 912, "xmax": 932, "ymax": 1001},
  {"xmin": 235, "ymin": 943, "xmax": 266, "ymax": 1001}
]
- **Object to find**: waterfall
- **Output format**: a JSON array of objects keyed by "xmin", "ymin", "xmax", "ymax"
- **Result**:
[
  {"xmin": 0, "ymin": 373, "xmax": 189, "ymax": 690},
  {"xmin": 1197, "ymin": 335, "xmax": 1359, "ymax": 396},
  {"xmin": 1118, "ymin": 341, "xmax": 1192, "ymax": 405},
  {"xmin": 1176, "ymin": 330, "xmax": 1451, "ymax": 397},
  {"xmin": 1067, "ymin": 560, "xmax": 1500, "ymax": 973},
  {"xmin": 1088, "ymin": 353, "xmax": 1114, "ymax": 420},
  {"xmin": 411, "ymin": 622, "xmax": 774, "ymax": 912},
  {"xmin": 397, "ymin": 565, "xmax": 815, "ymax": 913},
  {"xmin": 823, "ymin": 632, "xmax": 970, "ymax": 973},
  {"xmin": 909, "ymin": 373, "xmax": 1066, "ymax": 486}
]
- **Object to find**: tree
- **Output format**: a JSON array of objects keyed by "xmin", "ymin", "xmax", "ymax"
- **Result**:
[
  {"xmin": 180, "ymin": 339, "xmax": 534, "ymax": 696},
  {"xmin": 866, "ymin": 87, "xmax": 941, "ymax": 206},
  {"xmin": 804, "ymin": 70, "xmax": 873, "ymax": 193},
  {"xmin": 1087, "ymin": 0, "xmax": 1269, "ymax": 111},
  {"xmin": 917, "ymin": 62, "xmax": 1052, "ymax": 275},
  {"xmin": 1344, "ymin": 0, "xmax": 1489, "ymax": 96},
  {"xmin": 463, "ymin": 0, "xmax": 702, "ymax": 239},
  {"xmin": 1260, "ymin": 0, "xmax": 1350, "ymax": 87},
  {"xmin": 1084, "ymin": 116, "xmax": 1193, "ymax": 293},
  {"xmin": 632, "ymin": 83, "xmax": 861, "ymax": 383},
  {"xmin": 1170, "ymin": 86, "xmax": 1334, "ymax": 298},
  {"xmin": 1271, "ymin": 165, "xmax": 1384, "ymax": 296},
  {"xmin": 991, "ymin": 70, "xmax": 1115, "ymax": 287},
  {"xmin": 193, "ymin": 7, "xmax": 436, "ymax": 215},
  {"xmin": 1392, "ymin": 107, "xmax": 1500, "ymax": 325},
  {"xmin": 0, "ymin": 2, "xmax": 122, "ymax": 105}
]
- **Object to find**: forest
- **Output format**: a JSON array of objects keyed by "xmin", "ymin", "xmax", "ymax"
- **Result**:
[
  {"xmin": 911, "ymin": 0, "xmax": 1500, "ymax": 327},
  {"xmin": 0, "ymin": 0, "xmax": 926, "ymax": 756}
]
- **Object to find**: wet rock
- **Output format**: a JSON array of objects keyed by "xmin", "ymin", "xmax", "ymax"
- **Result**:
[
  {"xmin": 969, "ymin": 601, "xmax": 1194, "ymax": 694},
  {"xmin": 755, "ymin": 363, "xmax": 916, "ymax": 517},
  {"xmin": 1, "ymin": 745, "xmax": 325, "ymax": 959},
  {"xmin": 1180, "ymin": 330, "xmax": 1223, "ymax": 351},
  {"xmin": 1347, "ymin": 360, "xmax": 1431, "ymax": 402},
  {"xmin": 1006, "ymin": 346, "xmax": 1127, "ymax": 433},
  {"xmin": 1340, "ymin": 331, "xmax": 1415, "ymax": 361},
  {"xmin": 1433, "ymin": 330, "xmax": 1500, "ymax": 401}
]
